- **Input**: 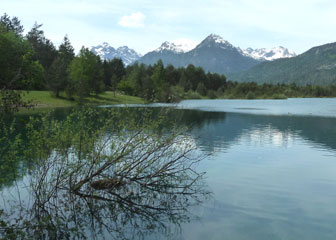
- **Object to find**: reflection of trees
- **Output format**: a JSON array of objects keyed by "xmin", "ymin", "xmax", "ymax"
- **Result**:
[
  {"xmin": 0, "ymin": 108, "xmax": 210, "ymax": 239},
  {"xmin": 2, "ymin": 107, "xmax": 336, "ymax": 191},
  {"xmin": 0, "ymin": 107, "xmax": 74, "ymax": 189},
  {"xmin": 162, "ymin": 109, "xmax": 336, "ymax": 154},
  {"xmin": 0, "ymin": 117, "xmax": 26, "ymax": 189},
  {"xmin": 201, "ymin": 113, "xmax": 336, "ymax": 152}
]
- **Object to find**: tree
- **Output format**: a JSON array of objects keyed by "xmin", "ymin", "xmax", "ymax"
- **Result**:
[
  {"xmin": 151, "ymin": 60, "xmax": 165, "ymax": 97},
  {"xmin": 196, "ymin": 82, "xmax": 207, "ymax": 96},
  {"xmin": 0, "ymin": 13, "xmax": 24, "ymax": 36},
  {"xmin": 47, "ymin": 36, "xmax": 75, "ymax": 97},
  {"xmin": 0, "ymin": 108, "xmax": 209, "ymax": 239},
  {"xmin": 142, "ymin": 75, "xmax": 154, "ymax": 101},
  {"xmin": 102, "ymin": 58, "xmax": 125, "ymax": 92},
  {"xmin": 58, "ymin": 35, "xmax": 75, "ymax": 63},
  {"xmin": 68, "ymin": 55, "xmax": 89, "ymax": 100},
  {"xmin": 165, "ymin": 64, "xmax": 180, "ymax": 86},
  {"xmin": 179, "ymin": 70, "xmax": 192, "ymax": 92},
  {"xmin": 26, "ymin": 22, "xmax": 58, "ymax": 87},
  {"xmin": 47, "ymin": 56, "xmax": 67, "ymax": 97},
  {"xmin": 68, "ymin": 47, "xmax": 104, "ymax": 101},
  {"xmin": 0, "ymin": 23, "xmax": 43, "ymax": 112},
  {"xmin": 0, "ymin": 25, "xmax": 28, "ymax": 89}
]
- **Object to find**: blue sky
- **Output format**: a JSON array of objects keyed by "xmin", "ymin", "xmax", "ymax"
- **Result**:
[{"xmin": 2, "ymin": 0, "xmax": 336, "ymax": 54}]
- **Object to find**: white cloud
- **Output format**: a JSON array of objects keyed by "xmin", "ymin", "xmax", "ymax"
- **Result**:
[
  {"xmin": 2, "ymin": 0, "xmax": 336, "ymax": 54},
  {"xmin": 118, "ymin": 12, "xmax": 146, "ymax": 28}
]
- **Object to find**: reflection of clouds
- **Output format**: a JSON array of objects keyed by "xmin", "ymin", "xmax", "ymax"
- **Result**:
[{"xmin": 240, "ymin": 126, "xmax": 297, "ymax": 148}]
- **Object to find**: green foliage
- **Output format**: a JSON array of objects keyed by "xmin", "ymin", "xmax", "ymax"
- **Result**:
[
  {"xmin": 47, "ymin": 56, "xmax": 67, "ymax": 97},
  {"xmin": 230, "ymin": 42, "xmax": 336, "ymax": 85},
  {"xmin": 26, "ymin": 22, "xmax": 57, "ymax": 74},
  {"xmin": 0, "ymin": 25, "xmax": 30, "ymax": 88},
  {"xmin": 170, "ymin": 85, "xmax": 185, "ymax": 102},
  {"xmin": 185, "ymin": 90, "xmax": 202, "ymax": 99},
  {"xmin": 102, "ymin": 58, "xmax": 125, "ymax": 92},
  {"xmin": 0, "ymin": 15, "xmax": 44, "ymax": 112},
  {"xmin": 2, "ymin": 12, "xmax": 336, "ymax": 108},
  {"xmin": 58, "ymin": 35, "xmax": 75, "ymax": 64},
  {"xmin": 0, "ymin": 13, "xmax": 24, "ymax": 36},
  {"xmin": 271, "ymin": 93, "xmax": 287, "ymax": 99},
  {"xmin": 115, "ymin": 60, "xmax": 228, "ymax": 102},
  {"xmin": 206, "ymin": 90, "xmax": 217, "ymax": 99},
  {"xmin": 68, "ymin": 55, "xmax": 89, "ymax": 100},
  {"xmin": 0, "ymin": 108, "xmax": 209, "ymax": 239},
  {"xmin": 47, "ymin": 35, "xmax": 75, "ymax": 97},
  {"xmin": 151, "ymin": 59, "xmax": 165, "ymax": 92},
  {"xmin": 196, "ymin": 82, "xmax": 207, "ymax": 96},
  {"xmin": 68, "ymin": 47, "xmax": 105, "ymax": 102},
  {"xmin": 117, "ymin": 78, "xmax": 134, "ymax": 95},
  {"xmin": 220, "ymin": 82, "xmax": 336, "ymax": 99},
  {"xmin": 246, "ymin": 91, "xmax": 256, "ymax": 99}
]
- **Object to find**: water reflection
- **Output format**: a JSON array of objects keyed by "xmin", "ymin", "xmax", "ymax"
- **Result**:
[
  {"xmin": 0, "ymin": 108, "xmax": 210, "ymax": 239},
  {"xmin": 2, "ymin": 108, "xmax": 336, "ymax": 189},
  {"xmin": 2, "ymin": 104, "xmax": 336, "ymax": 239},
  {"xmin": 179, "ymin": 111, "xmax": 336, "ymax": 154}
]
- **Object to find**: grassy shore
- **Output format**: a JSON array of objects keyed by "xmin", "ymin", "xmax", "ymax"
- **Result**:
[{"xmin": 21, "ymin": 91, "xmax": 145, "ymax": 108}]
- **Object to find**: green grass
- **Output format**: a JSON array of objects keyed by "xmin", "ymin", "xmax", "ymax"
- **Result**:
[
  {"xmin": 21, "ymin": 91, "xmax": 145, "ymax": 109},
  {"xmin": 83, "ymin": 91, "xmax": 145, "ymax": 105}
]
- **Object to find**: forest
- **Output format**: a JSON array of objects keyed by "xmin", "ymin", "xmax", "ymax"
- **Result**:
[{"xmin": 1, "ymin": 13, "xmax": 336, "ymax": 112}]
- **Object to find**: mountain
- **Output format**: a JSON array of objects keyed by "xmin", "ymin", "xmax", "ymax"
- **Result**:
[
  {"xmin": 229, "ymin": 42, "xmax": 336, "ymax": 85},
  {"xmin": 181, "ymin": 34, "xmax": 261, "ymax": 73},
  {"xmin": 139, "ymin": 41, "xmax": 185, "ymax": 67},
  {"xmin": 243, "ymin": 46, "xmax": 296, "ymax": 61},
  {"xmin": 90, "ymin": 43, "xmax": 142, "ymax": 66},
  {"xmin": 138, "ymin": 34, "xmax": 295, "ymax": 74},
  {"xmin": 154, "ymin": 41, "xmax": 193, "ymax": 53}
]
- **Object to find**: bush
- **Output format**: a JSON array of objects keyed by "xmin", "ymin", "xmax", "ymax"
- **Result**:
[
  {"xmin": 271, "ymin": 93, "xmax": 287, "ymax": 99},
  {"xmin": 196, "ymin": 83, "xmax": 207, "ymax": 96},
  {"xmin": 170, "ymin": 85, "xmax": 185, "ymax": 102},
  {"xmin": 185, "ymin": 90, "xmax": 201, "ymax": 99},
  {"xmin": 246, "ymin": 91, "xmax": 256, "ymax": 99},
  {"xmin": 206, "ymin": 90, "xmax": 217, "ymax": 99}
]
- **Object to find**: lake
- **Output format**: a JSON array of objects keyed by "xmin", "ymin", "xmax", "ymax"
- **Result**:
[{"xmin": 1, "ymin": 98, "xmax": 336, "ymax": 239}]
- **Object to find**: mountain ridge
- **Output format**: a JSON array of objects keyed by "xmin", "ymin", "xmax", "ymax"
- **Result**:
[
  {"xmin": 90, "ymin": 34, "xmax": 297, "ymax": 75},
  {"xmin": 90, "ymin": 43, "xmax": 142, "ymax": 66},
  {"xmin": 228, "ymin": 41, "xmax": 336, "ymax": 85},
  {"xmin": 137, "ymin": 34, "xmax": 296, "ymax": 74}
]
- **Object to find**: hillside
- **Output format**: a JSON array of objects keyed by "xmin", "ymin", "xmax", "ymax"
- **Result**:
[
  {"xmin": 138, "ymin": 34, "xmax": 296, "ymax": 74},
  {"xmin": 229, "ymin": 42, "xmax": 336, "ymax": 85}
]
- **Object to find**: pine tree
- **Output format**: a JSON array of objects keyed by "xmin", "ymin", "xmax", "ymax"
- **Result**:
[
  {"xmin": 26, "ymin": 22, "xmax": 58, "ymax": 88},
  {"xmin": 58, "ymin": 35, "xmax": 74, "ymax": 64},
  {"xmin": 68, "ymin": 47, "xmax": 104, "ymax": 101},
  {"xmin": 0, "ymin": 13, "xmax": 24, "ymax": 36},
  {"xmin": 151, "ymin": 60, "xmax": 165, "ymax": 97},
  {"xmin": 48, "ymin": 36, "xmax": 75, "ymax": 97}
]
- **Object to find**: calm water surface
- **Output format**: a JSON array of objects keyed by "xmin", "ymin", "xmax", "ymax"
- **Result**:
[
  {"xmin": 2, "ymin": 98, "xmax": 336, "ymax": 239},
  {"xmin": 155, "ymin": 98, "xmax": 336, "ymax": 240}
]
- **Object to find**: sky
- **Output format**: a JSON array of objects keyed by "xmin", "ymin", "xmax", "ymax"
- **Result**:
[{"xmin": 2, "ymin": 0, "xmax": 336, "ymax": 55}]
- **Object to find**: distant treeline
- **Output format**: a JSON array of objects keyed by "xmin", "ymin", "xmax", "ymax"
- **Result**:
[{"xmin": 1, "ymin": 13, "xmax": 336, "ymax": 108}]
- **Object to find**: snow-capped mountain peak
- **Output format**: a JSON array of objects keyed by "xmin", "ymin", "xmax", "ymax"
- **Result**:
[
  {"xmin": 172, "ymin": 38, "xmax": 197, "ymax": 53},
  {"xmin": 197, "ymin": 34, "xmax": 234, "ymax": 50},
  {"xmin": 154, "ymin": 38, "xmax": 197, "ymax": 53},
  {"xmin": 154, "ymin": 41, "xmax": 185, "ymax": 53},
  {"xmin": 208, "ymin": 34, "xmax": 229, "ymax": 44},
  {"xmin": 243, "ymin": 46, "xmax": 296, "ymax": 61},
  {"xmin": 101, "ymin": 42, "xmax": 110, "ymax": 47},
  {"xmin": 90, "ymin": 43, "xmax": 141, "ymax": 66}
]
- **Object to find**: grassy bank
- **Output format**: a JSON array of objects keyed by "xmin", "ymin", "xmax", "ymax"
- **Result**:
[{"xmin": 21, "ymin": 91, "xmax": 145, "ymax": 108}]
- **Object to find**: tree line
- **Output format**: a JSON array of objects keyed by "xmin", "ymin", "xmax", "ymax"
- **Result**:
[
  {"xmin": 1, "ymin": 13, "xmax": 336, "ymax": 111},
  {"xmin": 0, "ymin": 13, "xmax": 227, "ymax": 104}
]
